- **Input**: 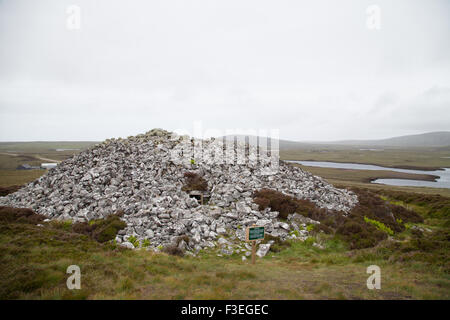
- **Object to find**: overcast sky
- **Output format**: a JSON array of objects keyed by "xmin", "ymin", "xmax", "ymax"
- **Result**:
[{"xmin": 0, "ymin": 0, "xmax": 449, "ymax": 141}]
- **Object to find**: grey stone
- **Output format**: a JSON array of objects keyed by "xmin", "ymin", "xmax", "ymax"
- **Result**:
[
  {"xmin": 313, "ymin": 242, "xmax": 325, "ymax": 250},
  {"xmin": 279, "ymin": 222, "xmax": 290, "ymax": 230},
  {"xmin": 145, "ymin": 229, "xmax": 154, "ymax": 238},
  {"xmin": 256, "ymin": 219, "xmax": 272, "ymax": 226},
  {"xmin": 120, "ymin": 241, "xmax": 135, "ymax": 249},
  {"xmin": 0, "ymin": 128, "xmax": 358, "ymax": 255},
  {"xmin": 178, "ymin": 240, "xmax": 187, "ymax": 251},
  {"xmin": 217, "ymin": 238, "xmax": 229, "ymax": 246},
  {"xmin": 221, "ymin": 248, "xmax": 233, "ymax": 255},
  {"xmin": 216, "ymin": 227, "xmax": 226, "ymax": 235},
  {"xmin": 256, "ymin": 244, "xmax": 271, "ymax": 258},
  {"xmin": 288, "ymin": 213, "xmax": 320, "ymax": 225},
  {"xmin": 224, "ymin": 211, "xmax": 239, "ymax": 219},
  {"xmin": 192, "ymin": 232, "xmax": 201, "ymax": 243}
]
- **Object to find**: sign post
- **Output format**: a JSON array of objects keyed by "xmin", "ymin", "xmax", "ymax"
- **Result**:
[
  {"xmin": 246, "ymin": 225, "xmax": 265, "ymax": 264},
  {"xmin": 252, "ymin": 241, "xmax": 256, "ymax": 265}
]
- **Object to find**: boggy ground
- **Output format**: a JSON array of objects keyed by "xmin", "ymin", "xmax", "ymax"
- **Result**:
[
  {"xmin": 0, "ymin": 189, "xmax": 448, "ymax": 300},
  {"xmin": 281, "ymin": 146, "xmax": 450, "ymax": 171}
]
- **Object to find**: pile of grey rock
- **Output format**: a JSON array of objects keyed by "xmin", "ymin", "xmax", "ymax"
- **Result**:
[{"xmin": 0, "ymin": 129, "xmax": 358, "ymax": 257}]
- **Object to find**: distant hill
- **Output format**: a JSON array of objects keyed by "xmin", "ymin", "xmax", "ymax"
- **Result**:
[
  {"xmin": 328, "ymin": 131, "xmax": 450, "ymax": 147},
  {"xmin": 223, "ymin": 131, "xmax": 450, "ymax": 149}
]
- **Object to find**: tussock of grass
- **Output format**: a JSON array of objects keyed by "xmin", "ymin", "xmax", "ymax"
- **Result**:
[
  {"xmin": 0, "ymin": 169, "xmax": 45, "ymax": 188},
  {"xmin": 162, "ymin": 235, "xmax": 190, "ymax": 256},
  {"xmin": 70, "ymin": 211, "xmax": 126, "ymax": 243},
  {"xmin": 162, "ymin": 245, "xmax": 184, "ymax": 257}
]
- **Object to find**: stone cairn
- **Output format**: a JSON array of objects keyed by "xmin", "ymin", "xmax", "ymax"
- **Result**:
[{"xmin": 0, "ymin": 129, "xmax": 358, "ymax": 257}]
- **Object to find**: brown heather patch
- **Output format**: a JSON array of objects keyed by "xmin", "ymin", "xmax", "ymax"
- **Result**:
[
  {"xmin": 181, "ymin": 171, "xmax": 208, "ymax": 192},
  {"xmin": 375, "ymin": 189, "xmax": 450, "ymax": 219},
  {"xmin": 253, "ymin": 187, "xmax": 425, "ymax": 249},
  {"xmin": 162, "ymin": 235, "xmax": 191, "ymax": 257},
  {"xmin": 0, "ymin": 185, "xmax": 23, "ymax": 196},
  {"xmin": 0, "ymin": 206, "xmax": 126, "ymax": 245},
  {"xmin": 0, "ymin": 206, "xmax": 44, "ymax": 224},
  {"xmin": 70, "ymin": 211, "xmax": 127, "ymax": 243}
]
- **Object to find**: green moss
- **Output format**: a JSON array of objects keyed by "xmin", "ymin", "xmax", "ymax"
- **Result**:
[
  {"xmin": 364, "ymin": 216, "xmax": 394, "ymax": 236},
  {"xmin": 376, "ymin": 190, "xmax": 450, "ymax": 219},
  {"xmin": 290, "ymin": 230, "xmax": 300, "ymax": 237},
  {"xmin": 60, "ymin": 220, "xmax": 73, "ymax": 231},
  {"xmin": 128, "ymin": 235, "xmax": 139, "ymax": 248},
  {"xmin": 304, "ymin": 237, "xmax": 315, "ymax": 246},
  {"xmin": 142, "ymin": 239, "xmax": 151, "ymax": 248}
]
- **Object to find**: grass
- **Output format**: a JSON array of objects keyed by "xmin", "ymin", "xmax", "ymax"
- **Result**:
[
  {"xmin": 0, "ymin": 142, "xmax": 96, "ymax": 187},
  {"xmin": 334, "ymin": 180, "xmax": 450, "ymax": 198},
  {"xmin": 71, "ymin": 212, "xmax": 127, "ymax": 243},
  {"xmin": 375, "ymin": 190, "xmax": 450, "ymax": 219},
  {"xmin": 0, "ymin": 169, "xmax": 45, "ymax": 187},
  {"xmin": 1, "ymin": 221, "xmax": 448, "ymax": 299},
  {"xmin": 363, "ymin": 216, "xmax": 394, "ymax": 236},
  {"xmin": 0, "ymin": 188, "xmax": 449, "ymax": 299},
  {"xmin": 0, "ymin": 141, "xmax": 98, "ymax": 153},
  {"xmin": 0, "ymin": 142, "xmax": 449, "ymax": 299},
  {"xmin": 0, "ymin": 154, "xmax": 43, "ymax": 170}
]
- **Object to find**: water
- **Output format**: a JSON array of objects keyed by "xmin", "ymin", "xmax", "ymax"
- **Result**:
[{"xmin": 285, "ymin": 160, "xmax": 450, "ymax": 189}]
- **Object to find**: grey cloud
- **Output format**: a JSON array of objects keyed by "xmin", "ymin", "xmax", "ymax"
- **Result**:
[{"xmin": 0, "ymin": 0, "xmax": 449, "ymax": 141}]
